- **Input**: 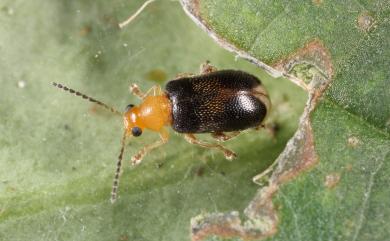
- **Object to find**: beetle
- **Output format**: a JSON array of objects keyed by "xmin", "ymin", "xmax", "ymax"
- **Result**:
[{"xmin": 53, "ymin": 62, "xmax": 270, "ymax": 203}]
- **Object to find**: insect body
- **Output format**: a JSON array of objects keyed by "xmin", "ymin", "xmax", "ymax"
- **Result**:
[
  {"xmin": 53, "ymin": 62, "xmax": 270, "ymax": 203},
  {"xmin": 166, "ymin": 70, "xmax": 269, "ymax": 133}
]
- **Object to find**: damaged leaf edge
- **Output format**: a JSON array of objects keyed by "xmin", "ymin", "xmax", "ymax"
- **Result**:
[
  {"xmin": 180, "ymin": 0, "xmax": 310, "ymax": 91},
  {"xmin": 180, "ymin": 1, "xmax": 333, "ymax": 240}
]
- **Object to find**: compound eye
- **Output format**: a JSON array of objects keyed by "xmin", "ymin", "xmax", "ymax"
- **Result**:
[
  {"xmin": 131, "ymin": 127, "xmax": 142, "ymax": 137},
  {"xmin": 125, "ymin": 104, "xmax": 134, "ymax": 112}
]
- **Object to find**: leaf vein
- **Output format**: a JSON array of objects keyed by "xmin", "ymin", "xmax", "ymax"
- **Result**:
[
  {"xmin": 324, "ymin": 98, "xmax": 390, "ymax": 138},
  {"xmin": 351, "ymin": 155, "xmax": 385, "ymax": 241},
  {"xmin": 248, "ymin": 6, "xmax": 288, "ymax": 53}
]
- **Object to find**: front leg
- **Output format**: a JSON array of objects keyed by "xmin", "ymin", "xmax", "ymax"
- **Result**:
[
  {"xmin": 183, "ymin": 133, "xmax": 236, "ymax": 160},
  {"xmin": 129, "ymin": 83, "xmax": 145, "ymax": 99},
  {"xmin": 131, "ymin": 128, "xmax": 169, "ymax": 166},
  {"xmin": 129, "ymin": 84, "xmax": 162, "ymax": 99}
]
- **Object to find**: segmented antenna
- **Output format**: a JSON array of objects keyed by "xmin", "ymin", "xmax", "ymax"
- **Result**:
[
  {"xmin": 110, "ymin": 130, "xmax": 127, "ymax": 203},
  {"xmin": 52, "ymin": 82, "xmax": 122, "ymax": 116}
]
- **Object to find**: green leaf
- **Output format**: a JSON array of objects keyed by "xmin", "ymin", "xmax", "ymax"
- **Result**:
[
  {"xmin": 0, "ymin": 1, "xmax": 306, "ymax": 241},
  {"xmin": 181, "ymin": 0, "xmax": 390, "ymax": 240}
]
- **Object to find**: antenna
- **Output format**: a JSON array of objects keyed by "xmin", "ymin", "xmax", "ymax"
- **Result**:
[
  {"xmin": 110, "ymin": 130, "xmax": 128, "ymax": 203},
  {"xmin": 118, "ymin": 0, "xmax": 156, "ymax": 29},
  {"xmin": 52, "ymin": 82, "xmax": 122, "ymax": 116}
]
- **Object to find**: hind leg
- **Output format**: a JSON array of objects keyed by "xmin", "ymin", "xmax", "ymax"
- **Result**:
[
  {"xmin": 175, "ymin": 61, "xmax": 217, "ymax": 80},
  {"xmin": 211, "ymin": 131, "xmax": 241, "ymax": 142},
  {"xmin": 254, "ymin": 122, "xmax": 279, "ymax": 140},
  {"xmin": 183, "ymin": 133, "xmax": 236, "ymax": 160}
]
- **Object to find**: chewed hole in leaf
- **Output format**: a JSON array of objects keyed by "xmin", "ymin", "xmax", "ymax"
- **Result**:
[
  {"xmin": 273, "ymin": 39, "xmax": 334, "ymax": 90},
  {"xmin": 289, "ymin": 62, "xmax": 328, "ymax": 85}
]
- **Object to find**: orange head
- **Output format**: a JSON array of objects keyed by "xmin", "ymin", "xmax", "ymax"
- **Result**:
[
  {"xmin": 123, "ymin": 95, "xmax": 171, "ymax": 137},
  {"xmin": 123, "ymin": 104, "xmax": 143, "ymax": 137}
]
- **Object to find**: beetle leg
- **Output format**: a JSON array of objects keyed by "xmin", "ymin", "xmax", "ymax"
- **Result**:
[
  {"xmin": 131, "ymin": 128, "xmax": 169, "ymax": 166},
  {"xmin": 143, "ymin": 85, "xmax": 163, "ymax": 97},
  {"xmin": 129, "ymin": 84, "xmax": 162, "ymax": 99},
  {"xmin": 129, "ymin": 83, "xmax": 145, "ymax": 99},
  {"xmin": 255, "ymin": 123, "xmax": 279, "ymax": 140},
  {"xmin": 175, "ymin": 73, "xmax": 195, "ymax": 79},
  {"xmin": 183, "ymin": 133, "xmax": 237, "ymax": 160},
  {"xmin": 200, "ymin": 60, "xmax": 218, "ymax": 74},
  {"xmin": 211, "ymin": 131, "xmax": 241, "ymax": 142}
]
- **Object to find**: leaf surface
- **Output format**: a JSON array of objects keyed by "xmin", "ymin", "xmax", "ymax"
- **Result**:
[
  {"xmin": 180, "ymin": 0, "xmax": 390, "ymax": 240},
  {"xmin": 0, "ymin": 1, "xmax": 306, "ymax": 240}
]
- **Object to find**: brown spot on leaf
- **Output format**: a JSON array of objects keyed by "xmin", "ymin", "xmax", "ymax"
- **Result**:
[
  {"xmin": 79, "ymin": 25, "xmax": 92, "ymax": 37},
  {"xmin": 347, "ymin": 136, "xmax": 360, "ymax": 148},
  {"xmin": 312, "ymin": 0, "xmax": 323, "ymax": 6},
  {"xmin": 195, "ymin": 166, "xmax": 205, "ymax": 177},
  {"xmin": 345, "ymin": 163, "xmax": 353, "ymax": 171},
  {"xmin": 89, "ymin": 103, "xmax": 112, "ymax": 116},
  {"xmin": 89, "ymin": 104, "xmax": 100, "ymax": 114},
  {"xmin": 324, "ymin": 173, "xmax": 341, "ymax": 188},
  {"xmin": 145, "ymin": 69, "xmax": 168, "ymax": 83},
  {"xmin": 357, "ymin": 12, "xmax": 375, "ymax": 32},
  {"xmin": 119, "ymin": 235, "xmax": 129, "ymax": 241}
]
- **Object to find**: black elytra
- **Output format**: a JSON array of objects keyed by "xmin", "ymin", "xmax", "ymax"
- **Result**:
[{"xmin": 165, "ymin": 70, "xmax": 268, "ymax": 133}]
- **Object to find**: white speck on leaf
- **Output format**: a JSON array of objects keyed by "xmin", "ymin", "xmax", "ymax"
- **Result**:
[{"xmin": 17, "ymin": 80, "xmax": 26, "ymax": 88}]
